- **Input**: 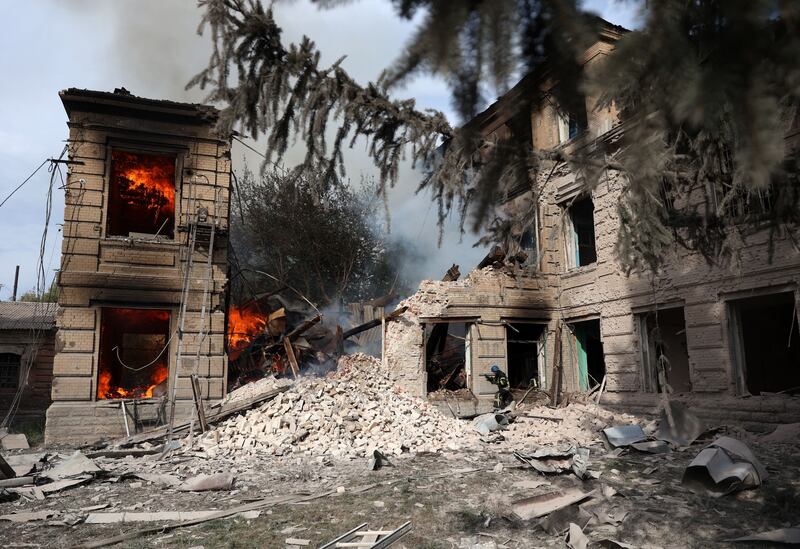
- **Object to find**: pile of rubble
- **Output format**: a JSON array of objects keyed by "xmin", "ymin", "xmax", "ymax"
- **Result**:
[
  {"xmin": 506, "ymin": 400, "xmax": 645, "ymax": 448},
  {"xmin": 191, "ymin": 354, "xmax": 477, "ymax": 459}
]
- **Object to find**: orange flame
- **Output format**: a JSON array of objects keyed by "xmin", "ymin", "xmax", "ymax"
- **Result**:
[
  {"xmin": 111, "ymin": 150, "xmax": 175, "ymax": 220},
  {"xmin": 227, "ymin": 305, "xmax": 267, "ymax": 360},
  {"xmin": 97, "ymin": 363, "xmax": 169, "ymax": 400},
  {"xmin": 97, "ymin": 307, "xmax": 172, "ymax": 400}
]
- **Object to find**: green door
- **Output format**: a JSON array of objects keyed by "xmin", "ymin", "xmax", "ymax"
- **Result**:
[{"xmin": 574, "ymin": 324, "xmax": 589, "ymax": 391}]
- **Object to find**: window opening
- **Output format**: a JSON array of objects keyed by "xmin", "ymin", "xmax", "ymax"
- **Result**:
[
  {"xmin": 424, "ymin": 322, "xmax": 469, "ymax": 393},
  {"xmin": 728, "ymin": 292, "xmax": 800, "ymax": 395},
  {"xmin": 0, "ymin": 353, "xmax": 20, "ymax": 390},
  {"xmin": 567, "ymin": 197, "xmax": 597, "ymax": 268},
  {"xmin": 506, "ymin": 323, "xmax": 546, "ymax": 389},
  {"xmin": 97, "ymin": 307, "xmax": 171, "ymax": 400},
  {"xmin": 107, "ymin": 150, "xmax": 176, "ymax": 238},
  {"xmin": 639, "ymin": 307, "xmax": 691, "ymax": 393},
  {"xmin": 570, "ymin": 319, "xmax": 605, "ymax": 391}
]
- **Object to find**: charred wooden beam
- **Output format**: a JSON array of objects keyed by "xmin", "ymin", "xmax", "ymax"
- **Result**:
[
  {"xmin": 442, "ymin": 264, "xmax": 460, "ymax": 282},
  {"xmin": 342, "ymin": 306, "xmax": 408, "ymax": 339},
  {"xmin": 256, "ymin": 314, "xmax": 322, "ymax": 354},
  {"xmin": 477, "ymin": 245, "xmax": 506, "ymax": 269}
]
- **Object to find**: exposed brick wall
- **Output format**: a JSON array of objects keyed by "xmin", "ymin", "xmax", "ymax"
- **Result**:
[{"xmin": 46, "ymin": 94, "xmax": 232, "ymax": 445}]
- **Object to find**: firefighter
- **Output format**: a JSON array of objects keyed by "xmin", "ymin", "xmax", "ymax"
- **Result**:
[{"xmin": 483, "ymin": 364, "xmax": 511, "ymax": 409}]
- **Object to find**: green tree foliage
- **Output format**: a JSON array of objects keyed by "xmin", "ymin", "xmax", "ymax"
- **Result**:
[
  {"xmin": 192, "ymin": 0, "xmax": 800, "ymax": 271},
  {"xmin": 231, "ymin": 167, "xmax": 411, "ymax": 307},
  {"xmin": 18, "ymin": 279, "xmax": 58, "ymax": 303}
]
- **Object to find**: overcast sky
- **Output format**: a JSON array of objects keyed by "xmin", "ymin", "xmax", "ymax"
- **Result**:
[{"xmin": 0, "ymin": 0, "xmax": 639, "ymax": 300}]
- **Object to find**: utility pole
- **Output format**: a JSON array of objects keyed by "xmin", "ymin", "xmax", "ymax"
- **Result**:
[{"xmin": 11, "ymin": 266, "xmax": 19, "ymax": 301}]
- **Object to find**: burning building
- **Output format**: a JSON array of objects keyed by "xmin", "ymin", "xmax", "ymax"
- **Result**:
[{"xmin": 45, "ymin": 88, "xmax": 231, "ymax": 444}]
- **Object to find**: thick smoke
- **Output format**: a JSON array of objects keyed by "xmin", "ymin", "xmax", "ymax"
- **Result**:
[{"xmin": 57, "ymin": 0, "xmax": 488, "ymax": 295}]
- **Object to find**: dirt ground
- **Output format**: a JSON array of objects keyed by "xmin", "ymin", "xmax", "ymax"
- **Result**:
[{"xmin": 1, "ymin": 419, "xmax": 798, "ymax": 549}]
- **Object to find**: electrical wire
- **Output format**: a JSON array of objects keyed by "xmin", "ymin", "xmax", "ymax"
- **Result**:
[
  {"xmin": 1, "ymin": 148, "xmax": 66, "ymax": 428},
  {"xmin": 0, "ymin": 158, "xmax": 50, "ymax": 209},
  {"xmin": 112, "ymin": 329, "xmax": 178, "ymax": 373}
]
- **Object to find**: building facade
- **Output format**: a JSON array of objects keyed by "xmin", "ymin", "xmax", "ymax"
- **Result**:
[
  {"xmin": 45, "ymin": 89, "xmax": 231, "ymax": 444},
  {"xmin": 0, "ymin": 302, "xmax": 57, "ymax": 428},
  {"xmin": 387, "ymin": 24, "xmax": 800, "ymax": 425}
]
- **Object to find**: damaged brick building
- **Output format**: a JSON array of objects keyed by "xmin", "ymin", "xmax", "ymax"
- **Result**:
[
  {"xmin": 45, "ymin": 89, "xmax": 231, "ymax": 444},
  {"xmin": 387, "ymin": 21, "xmax": 800, "ymax": 425}
]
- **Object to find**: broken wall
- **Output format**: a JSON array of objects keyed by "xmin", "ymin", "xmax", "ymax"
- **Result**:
[{"xmin": 385, "ymin": 267, "xmax": 557, "ymax": 407}]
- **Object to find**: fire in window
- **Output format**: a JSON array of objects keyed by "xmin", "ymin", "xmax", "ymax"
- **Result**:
[
  {"xmin": 107, "ymin": 150, "xmax": 176, "ymax": 238},
  {"xmin": 97, "ymin": 308, "xmax": 171, "ymax": 400},
  {"xmin": 0, "ymin": 353, "xmax": 20, "ymax": 390}
]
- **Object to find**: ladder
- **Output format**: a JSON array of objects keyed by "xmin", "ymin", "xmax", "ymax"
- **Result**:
[{"xmin": 319, "ymin": 522, "xmax": 411, "ymax": 549}]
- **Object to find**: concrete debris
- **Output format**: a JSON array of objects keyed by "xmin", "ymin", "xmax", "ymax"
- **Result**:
[
  {"xmin": 4, "ymin": 453, "xmax": 46, "ymax": 477},
  {"xmin": 0, "ymin": 433, "xmax": 29, "ymax": 450},
  {"xmin": 216, "ymin": 375, "xmax": 292, "ymax": 409},
  {"xmin": 538, "ymin": 504, "xmax": 592, "ymax": 536},
  {"xmin": 79, "ymin": 504, "xmax": 110, "ymax": 512},
  {"xmin": 45, "ymin": 451, "xmax": 101, "ymax": 480},
  {"xmin": 0, "ymin": 510, "xmax": 56, "ymax": 522},
  {"xmin": 473, "ymin": 413, "xmax": 510, "ymax": 435},
  {"xmin": 565, "ymin": 522, "xmax": 590, "ymax": 549},
  {"xmin": 682, "ymin": 436, "xmax": 768, "ymax": 496},
  {"xmin": 176, "ymin": 473, "xmax": 235, "ymax": 492},
  {"xmin": 284, "ymin": 538, "xmax": 311, "ymax": 547},
  {"xmin": 504, "ymin": 402, "xmax": 642, "ymax": 448},
  {"xmin": 511, "ymin": 488, "xmax": 593, "ymax": 521},
  {"xmin": 513, "ymin": 446, "xmax": 593, "ymax": 479},
  {"xmin": 189, "ymin": 354, "xmax": 475, "ymax": 459},
  {"xmin": 586, "ymin": 503, "xmax": 628, "ymax": 526},
  {"xmin": 40, "ymin": 477, "xmax": 92, "ymax": 494}
]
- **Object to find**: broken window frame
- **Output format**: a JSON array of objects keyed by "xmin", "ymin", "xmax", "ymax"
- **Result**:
[
  {"xmin": 636, "ymin": 304, "xmax": 690, "ymax": 393},
  {"xmin": 103, "ymin": 141, "xmax": 186, "ymax": 241},
  {"xmin": 564, "ymin": 195, "xmax": 598, "ymax": 270},
  {"xmin": 566, "ymin": 317, "xmax": 605, "ymax": 392},
  {"xmin": 504, "ymin": 321, "xmax": 548, "ymax": 389},
  {"xmin": 518, "ymin": 224, "xmax": 540, "ymax": 268},
  {"xmin": 421, "ymin": 318, "xmax": 474, "ymax": 394},
  {"xmin": 0, "ymin": 352, "xmax": 21, "ymax": 391},
  {"xmin": 726, "ymin": 288, "xmax": 800, "ymax": 396},
  {"xmin": 551, "ymin": 93, "xmax": 588, "ymax": 146}
]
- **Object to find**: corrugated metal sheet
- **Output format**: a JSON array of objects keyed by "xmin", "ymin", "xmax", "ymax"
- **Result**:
[{"xmin": 0, "ymin": 302, "xmax": 58, "ymax": 331}]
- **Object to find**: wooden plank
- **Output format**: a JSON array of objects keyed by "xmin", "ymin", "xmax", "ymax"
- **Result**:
[
  {"xmin": 77, "ymin": 489, "xmax": 336, "ymax": 548},
  {"xmin": 550, "ymin": 322, "xmax": 563, "ymax": 407},
  {"xmin": 319, "ymin": 524, "xmax": 368, "ymax": 549},
  {"xmin": 343, "ymin": 307, "xmax": 408, "ymax": 339},
  {"xmin": 283, "ymin": 339, "xmax": 300, "ymax": 378},
  {"xmin": 190, "ymin": 374, "xmax": 209, "ymax": 432},
  {"xmin": 112, "ymin": 385, "xmax": 289, "ymax": 447}
]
